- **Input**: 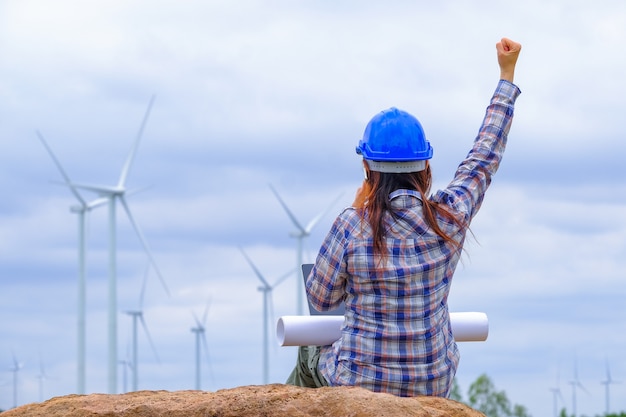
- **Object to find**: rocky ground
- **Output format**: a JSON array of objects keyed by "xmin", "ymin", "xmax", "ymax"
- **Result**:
[{"xmin": 2, "ymin": 383, "xmax": 485, "ymax": 417}]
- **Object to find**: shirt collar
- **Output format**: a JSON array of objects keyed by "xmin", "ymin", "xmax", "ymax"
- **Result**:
[
  {"xmin": 389, "ymin": 189, "xmax": 422, "ymax": 200},
  {"xmin": 389, "ymin": 189, "xmax": 423, "ymax": 209}
]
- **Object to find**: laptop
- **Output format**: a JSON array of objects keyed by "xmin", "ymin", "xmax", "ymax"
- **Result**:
[{"xmin": 302, "ymin": 263, "xmax": 346, "ymax": 316}]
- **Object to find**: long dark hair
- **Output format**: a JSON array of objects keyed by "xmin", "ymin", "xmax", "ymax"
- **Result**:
[{"xmin": 353, "ymin": 161, "xmax": 464, "ymax": 259}]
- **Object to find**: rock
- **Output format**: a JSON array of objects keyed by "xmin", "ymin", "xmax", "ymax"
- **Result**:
[{"xmin": 2, "ymin": 383, "xmax": 485, "ymax": 417}]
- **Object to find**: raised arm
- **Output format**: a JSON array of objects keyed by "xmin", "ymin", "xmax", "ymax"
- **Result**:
[{"xmin": 434, "ymin": 38, "xmax": 522, "ymax": 223}]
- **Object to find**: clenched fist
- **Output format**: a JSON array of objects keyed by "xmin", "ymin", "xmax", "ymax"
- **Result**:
[{"xmin": 496, "ymin": 38, "xmax": 521, "ymax": 82}]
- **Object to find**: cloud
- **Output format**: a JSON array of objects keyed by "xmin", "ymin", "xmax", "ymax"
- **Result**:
[{"xmin": 1, "ymin": 1, "xmax": 626, "ymax": 416}]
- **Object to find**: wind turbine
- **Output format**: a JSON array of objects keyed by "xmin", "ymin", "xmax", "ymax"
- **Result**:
[
  {"xmin": 124, "ymin": 264, "xmax": 161, "ymax": 392},
  {"xmin": 269, "ymin": 184, "xmax": 343, "ymax": 315},
  {"xmin": 240, "ymin": 247, "xmax": 293, "ymax": 384},
  {"xmin": 35, "ymin": 354, "xmax": 54, "ymax": 402},
  {"xmin": 568, "ymin": 357, "xmax": 589, "ymax": 417},
  {"xmin": 9, "ymin": 352, "xmax": 23, "ymax": 409},
  {"xmin": 190, "ymin": 299, "xmax": 212, "ymax": 390},
  {"xmin": 549, "ymin": 366, "xmax": 564, "ymax": 417},
  {"xmin": 118, "ymin": 344, "xmax": 133, "ymax": 393},
  {"xmin": 37, "ymin": 131, "xmax": 108, "ymax": 394},
  {"xmin": 601, "ymin": 358, "xmax": 620, "ymax": 415},
  {"xmin": 65, "ymin": 96, "xmax": 170, "ymax": 394}
]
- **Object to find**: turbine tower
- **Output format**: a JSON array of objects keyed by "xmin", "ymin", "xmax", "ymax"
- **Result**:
[
  {"xmin": 601, "ymin": 358, "xmax": 620, "ymax": 415},
  {"xmin": 67, "ymin": 96, "xmax": 170, "ymax": 394},
  {"xmin": 190, "ymin": 299, "xmax": 212, "ymax": 390},
  {"xmin": 240, "ymin": 247, "xmax": 292, "ymax": 384},
  {"xmin": 37, "ymin": 131, "xmax": 108, "ymax": 394},
  {"xmin": 124, "ymin": 265, "xmax": 161, "ymax": 392},
  {"xmin": 269, "ymin": 184, "xmax": 343, "ymax": 315},
  {"xmin": 9, "ymin": 352, "xmax": 23, "ymax": 409}
]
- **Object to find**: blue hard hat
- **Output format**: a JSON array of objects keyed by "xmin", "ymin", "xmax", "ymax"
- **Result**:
[{"xmin": 356, "ymin": 107, "xmax": 433, "ymax": 173}]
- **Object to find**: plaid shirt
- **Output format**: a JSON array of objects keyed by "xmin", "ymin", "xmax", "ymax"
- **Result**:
[{"xmin": 307, "ymin": 80, "xmax": 521, "ymax": 397}]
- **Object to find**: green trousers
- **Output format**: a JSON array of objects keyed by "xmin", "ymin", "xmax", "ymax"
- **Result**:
[{"xmin": 285, "ymin": 346, "xmax": 330, "ymax": 388}]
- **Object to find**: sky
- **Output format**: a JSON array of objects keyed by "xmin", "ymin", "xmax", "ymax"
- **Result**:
[{"xmin": 1, "ymin": 0, "xmax": 626, "ymax": 415}]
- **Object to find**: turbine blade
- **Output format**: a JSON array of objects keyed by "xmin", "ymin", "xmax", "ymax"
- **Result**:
[
  {"xmin": 119, "ymin": 196, "xmax": 171, "ymax": 297},
  {"xmin": 86, "ymin": 197, "xmax": 110, "ymax": 210},
  {"xmin": 268, "ymin": 290, "xmax": 276, "ymax": 332},
  {"xmin": 304, "ymin": 191, "xmax": 345, "ymax": 233},
  {"xmin": 202, "ymin": 297, "xmax": 212, "ymax": 326},
  {"xmin": 118, "ymin": 95, "xmax": 155, "ymax": 188},
  {"xmin": 239, "ymin": 246, "xmax": 271, "ymax": 288},
  {"xmin": 192, "ymin": 310, "xmax": 203, "ymax": 329},
  {"xmin": 200, "ymin": 330, "xmax": 214, "ymax": 383},
  {"xmin": 200, "ymin": 331, "xmax": 210, "ymax": 359},
  {"xmin": 272, "ymin": 268, "xmax": 295, "ymax": 288},
  {"xmin": 127, "ymin": 185, "xmax": 153, "ymax": 198},
  {"xmin": 139, "ymin": 263, "xmax": 150, "ymax": 309},
  {"xmin": 269, "ymin": 184, "xmax": 305, "ymax": 232},
  {"xmin": 67, "ymin": 181, "xmax": 121, "ymax": 195},
  {"xmin": 37, "ymin": 130, "xmax": 87, "ymax": 206},
  {"xmin": 11, "ymin": 350, "xmax": 19, "ymax": 370},
  {"xmin": 139, "ymin": 315, "xmax": 161, "ymax": 363},
  {"xmin": 268, "ymin": 290, "xmax": 282, "ymax": 354}
]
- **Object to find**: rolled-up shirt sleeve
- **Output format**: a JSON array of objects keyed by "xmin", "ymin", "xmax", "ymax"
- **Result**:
[{"xmin": 434, "ymin": 80, "xmax": 521, "ymax": 223}]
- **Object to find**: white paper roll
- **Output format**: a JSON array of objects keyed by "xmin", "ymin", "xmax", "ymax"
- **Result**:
[
  {"xmin": 449, "ymin": 312, "xmax": 489, "ymax": 342},
  {"xmin": 277, "ymin": 315, "xmax": 345, "ymax": 347},
  {"xmin": 276, "ymin": 312, "xmax": 488, "ymax": 346}
]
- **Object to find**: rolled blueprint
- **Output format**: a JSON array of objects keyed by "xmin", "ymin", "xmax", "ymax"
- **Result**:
[{"xmin": 276, "ymin": 312, "xmax": 488, "ymax": 346}]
